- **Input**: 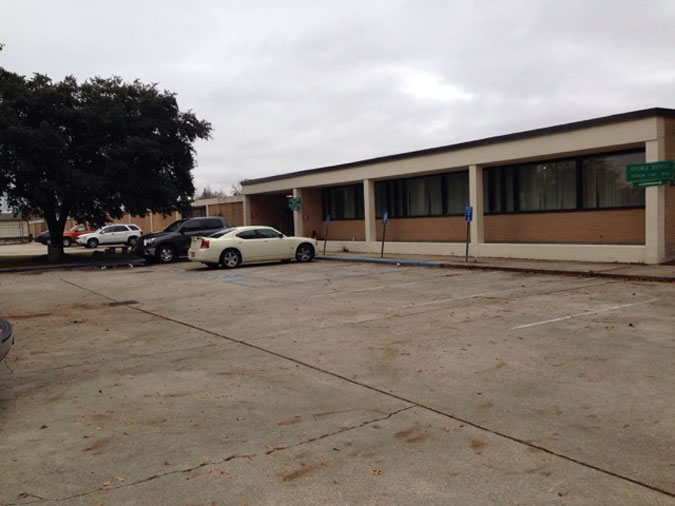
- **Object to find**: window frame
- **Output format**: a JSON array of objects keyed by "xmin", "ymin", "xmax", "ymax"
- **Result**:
[
  {"xmin": 374, "ymin": 170, "xmax": 470, "ymax": 219},
  {"xmin": 321, "ymin": 183, "xmax": 365, "ymax": 221},
  {"xmin": 483, "ymin": 149, "xmax": 645, "ymax": 215}
]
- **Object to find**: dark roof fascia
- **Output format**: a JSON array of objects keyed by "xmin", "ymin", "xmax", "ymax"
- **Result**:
[{"xmin": 241, "ymin": 108, "xmax": 675, "ymax": 186}]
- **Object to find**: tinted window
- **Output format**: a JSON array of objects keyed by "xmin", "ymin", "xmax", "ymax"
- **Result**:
[
  {"xmin": 162, "ymin": 220, "xmax": 186, "ymax": 232},
  {"xmin": 375, "ymin": 171, "xmax": 469, "ymax": 218},
  {"xmin": 201, "ymin": 218, "xmax": 225, "ymax": 229},
  {"xmin": 181, "ymin": 221, "xmax": 202, "ymax": 231},
  {"xmin": 236, "ymin": 230, "xmax": 258, "ymax": 239},
  {"xmin": 111, "ymin": 225, "xmax": 128, "ymax": 232},
  {"xmin": 582, "ymin": 152, "xmax": 645, "ymax": 208},
  {"xmin": 128, "ymin": 224, "xmax": 140, "ymax": 231},
  {"xmin": 209, "ymin": 228, "xmax": 235, "ymax": 238},
  {"xmin": 322, "ymin": 184, "xmax": 364, "ymax": 220},
  {"xmin": 484, "ymin": 150, "xmax": 645, "ymax": 213},
  {"xmin": 257, "ymin": 228, "xmax": 282, "ymax": 238}
]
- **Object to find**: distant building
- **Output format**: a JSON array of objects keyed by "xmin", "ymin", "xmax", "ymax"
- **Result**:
[
  {"xmin": 241, "ymin": 108, "xmax": 675, "ymax": 264},
  {"xmin": 0, "ymin": 213, "xmax": 31, "ymax": 240}
]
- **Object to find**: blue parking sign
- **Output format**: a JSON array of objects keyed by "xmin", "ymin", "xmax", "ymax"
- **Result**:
[{"xmin": 464, "ymin": 206, "xmax": 473, "ymax": 222}]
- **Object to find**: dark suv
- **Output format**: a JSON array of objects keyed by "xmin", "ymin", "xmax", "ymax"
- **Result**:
[{"xmin": 137, "ymin": 216, "xmax": 228, "ymax": 263}]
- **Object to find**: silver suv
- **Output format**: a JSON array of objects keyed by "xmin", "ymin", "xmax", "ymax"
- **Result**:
[{"xmin": 77, "ymin": 224, "xmax": 143, "ymax": 248}]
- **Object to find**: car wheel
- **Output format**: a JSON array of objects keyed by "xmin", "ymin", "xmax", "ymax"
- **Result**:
[
  {"xmin": 87, "ymin": 238, "xmax": 99, "ymax": 249},
  {"xmin": 63, "ymin": 237, "xmax": 72, "ymax": 247},
  {"xmin": 127, "ymin": 236, "xmax": 138, "ymax": 247},
  {"xmin": 220, "ymin": 249, "xmax": 241, "ymax": 269},
  {"xmin": 295, "ymin": 243, "xmax": 315, "ymax": 262},
  {"xmin": 156, "ymin": 245, "xmax": 176, "ymax": 263}
]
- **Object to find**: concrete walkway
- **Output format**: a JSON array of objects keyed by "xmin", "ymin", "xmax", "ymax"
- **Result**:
[{"xmin": 317, "ymin": 251, "xmax": 675, "ymax": 282}]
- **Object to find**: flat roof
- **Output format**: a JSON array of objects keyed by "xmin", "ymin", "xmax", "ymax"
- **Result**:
[{"xmin": 241, "ymin": 107, "xmax": 675, "ymax": 186}]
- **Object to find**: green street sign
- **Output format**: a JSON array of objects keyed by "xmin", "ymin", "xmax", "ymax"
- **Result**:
[
  {"xmin": 626, "ymin": 160, "xmax": 674, "ymax": 183},
  {"xmin": 287, "ymin": 197, "xmax": 301, "ymax": 211}
]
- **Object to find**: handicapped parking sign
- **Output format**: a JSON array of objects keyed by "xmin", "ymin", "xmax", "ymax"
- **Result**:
[{"xmin": 464, "ymin": 206, "xmax": 473, "ymax": 222}]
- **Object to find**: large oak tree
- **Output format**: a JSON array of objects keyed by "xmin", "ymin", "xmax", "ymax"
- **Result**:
[{"xmin": 0, "ymin": 69, "xmax": 211, "ymax": 260}]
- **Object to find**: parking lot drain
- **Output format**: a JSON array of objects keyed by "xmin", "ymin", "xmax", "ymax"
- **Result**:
[{"xmin": 107, "ymin": 300, "xmax": 139, "ymax": 307}]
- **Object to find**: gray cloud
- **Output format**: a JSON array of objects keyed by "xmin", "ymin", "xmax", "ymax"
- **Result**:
[{"xmin": 2, "ymin": 0, "xmax": 674, "ymax": 193}]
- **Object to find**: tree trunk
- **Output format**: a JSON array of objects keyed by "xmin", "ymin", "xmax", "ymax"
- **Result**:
[
  {"xmin": 44, "ymin": 207, "xmax": 68, "ymax": 263},
  {"xmin": 47, "ymin": 244, "xmax": 63, "ymax": 263}
]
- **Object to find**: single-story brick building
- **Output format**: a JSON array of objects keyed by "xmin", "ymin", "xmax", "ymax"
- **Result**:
[{"xmin": 241, "ymin": 108, "xmax": 675, "ymax": 264}]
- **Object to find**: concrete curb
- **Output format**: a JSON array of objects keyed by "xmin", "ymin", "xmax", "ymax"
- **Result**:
[
  {"xmin": 316, "ymin": 256, "xmax": 675, "ymax": 283},
  {"xmin": 0, "ymin": 258, "xmax": 146, "ymax": 274},
  {"xmin": 318, "ymin": 255, "xmax": 441, "ymax": 267}
]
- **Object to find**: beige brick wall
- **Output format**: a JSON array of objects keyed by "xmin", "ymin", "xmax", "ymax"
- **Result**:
[
  {"xmin": 208, "ymin": 202, "xmax": 244, "ymax": 226},
  {"xmin": 485, "ymin": 209, "xmax": 645, "ymax": 244},
  {"xmin": 112, "ymin": 212, "xmax": 179, "ymax": 233},
  {"xmin": 300, "ymin": 187, "xmax": 323, "ymax": 237},
  {"xmin": 375, "ymin": 216, "xmax": 466, "ymax": 242},
  {"xmin": 317, "ymin": 220, "xmax": 365, "ymax": 241}
]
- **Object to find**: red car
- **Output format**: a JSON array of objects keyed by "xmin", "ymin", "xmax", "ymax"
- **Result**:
[{"xmin": 35, "ymin": 224, "xmax": 95, "ymax": 247}]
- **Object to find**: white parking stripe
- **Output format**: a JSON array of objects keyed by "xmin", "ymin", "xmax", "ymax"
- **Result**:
[
  {"xmin": 511, "ymin": 298, "xmax": 660, "ymax": 330},
  {"xmin": 396, "ymin": 288, "xmax": 516, "ymax": 309}
]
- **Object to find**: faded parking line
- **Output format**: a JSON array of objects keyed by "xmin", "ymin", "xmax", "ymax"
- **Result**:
[
  {"xmin": 511, "ymin": 298, "xmax": 660, "ymax": 329},
  {"xmin": 395, "ymin": 288, "xmax": 517, "ymax": 309}
]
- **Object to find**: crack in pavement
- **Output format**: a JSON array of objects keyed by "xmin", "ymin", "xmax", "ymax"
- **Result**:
[
  {"xmin": 56, "ymin": 279, "xmax": 675, "ymax": 500},
  {"xmin": 5, "ymin": 407, "xmax": 413, "ymax": 505}
]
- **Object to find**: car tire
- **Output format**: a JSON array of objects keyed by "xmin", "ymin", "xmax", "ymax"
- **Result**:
[
  {"xmin": 127, "ymin": 236, "xmax": 138, "ymax": 247},
  {"xmin": 63, "ymin": 237, "xmax": 72, "ymax": 247},
  {"xmin": 156, "ymin": 244, "xmax": 176, "ymax": 263},
  {"xmin": 87, "ymin": 238, "xmax": 99, "ymax": 248},
  {"xmin": 295, "ymin": 243, "xmax": 315, "ymax": 262},
  {"xmin": 220, "ymin": 249, "xmax": 241, "ymax": 269}
]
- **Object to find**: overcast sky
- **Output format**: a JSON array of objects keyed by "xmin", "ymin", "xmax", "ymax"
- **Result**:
[{"xmin": 2, "ymin": 0, "xmax": 674, "ymax": 194}]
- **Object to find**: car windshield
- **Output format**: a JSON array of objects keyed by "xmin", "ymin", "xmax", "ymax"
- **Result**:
[
  {"xmin": 68, "ymin": 225, "xmax": 80, "ymax": 232},
  {"xmin": 208, "ymin": 227, "xmax": 235, "ymax": 238},
  {"xmin": 162, "ymin": 219, "xmax": 187, "ymax": 233}
]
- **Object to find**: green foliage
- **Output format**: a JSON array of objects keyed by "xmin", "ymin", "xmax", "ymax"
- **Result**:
[{"xmin": 0, "ymin": 68, "xmax": 211, "ymax": 252}]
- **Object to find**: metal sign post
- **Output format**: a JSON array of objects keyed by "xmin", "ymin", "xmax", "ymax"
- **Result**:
[
  {"xmin": 464, "ymin": 206, "xmax": 473, "ymax": 263},
  {"xmin": 323, "ymin": 214, "xmax": 330, "ymax": 255},
  {"xmin": 380, "ymin": 211, "xmax": 388, "ymax": 258}
]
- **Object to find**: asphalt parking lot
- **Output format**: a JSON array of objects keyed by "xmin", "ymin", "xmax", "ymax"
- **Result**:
[{"xmin": 1, "ymin": 259, "xmax": 674, "ymax": 505}]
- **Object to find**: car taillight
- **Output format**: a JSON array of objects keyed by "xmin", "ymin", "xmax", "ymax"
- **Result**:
[{"xmin": 200, "ymin": 239, "xmax": 210, "ymax": 249}]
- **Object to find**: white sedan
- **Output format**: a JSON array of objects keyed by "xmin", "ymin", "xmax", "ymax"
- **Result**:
[{"xmin": 188, "ymin": 226, "xmax": 317, "ymax": 269}]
